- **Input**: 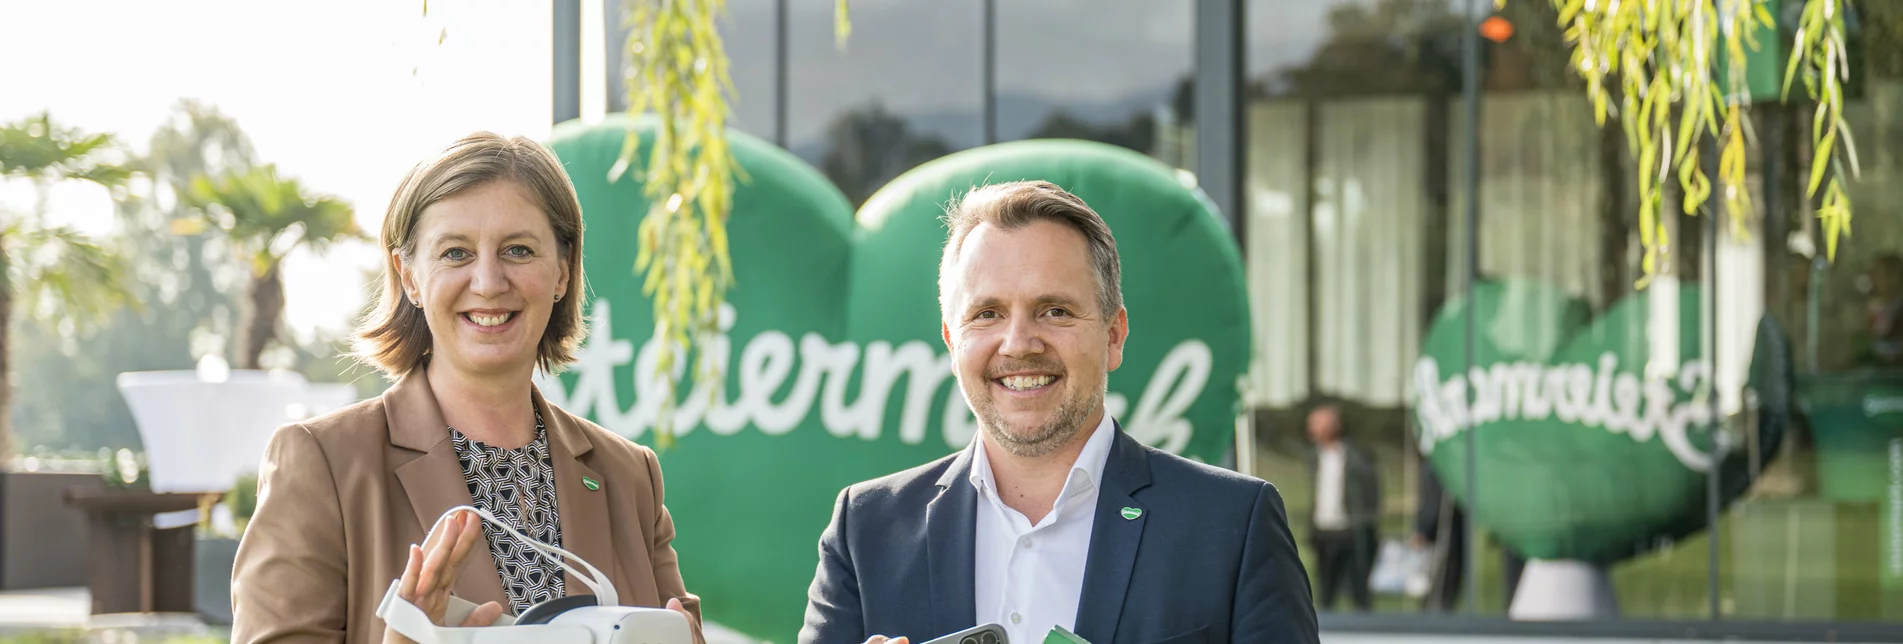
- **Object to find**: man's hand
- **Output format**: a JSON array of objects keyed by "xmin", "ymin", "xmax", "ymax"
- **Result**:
[
  {"xmin": 864, "ymin": 637, "xmax": 909, "ymax": 644},
  {"xmin": 382, "ymin": 509, "xmax": 504, "ymax": 644}
]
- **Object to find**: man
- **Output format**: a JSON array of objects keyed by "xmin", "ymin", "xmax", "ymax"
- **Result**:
[
  {"xmin": 1302, "ymin": 404, "xmax": 1380, "ymax": 613},
  {"xmin": 798, "ymin": 181, "xmax": 1318, "ymax": 644}
]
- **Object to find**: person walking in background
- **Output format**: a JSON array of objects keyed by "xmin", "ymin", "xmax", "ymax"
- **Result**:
[{"xmin": 1305, "ymin": 404, "xmax": 1380, "ymax": 613}]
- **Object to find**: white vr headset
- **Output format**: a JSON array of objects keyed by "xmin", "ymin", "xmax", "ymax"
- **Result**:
[{"xmin": 376, "ymin": 505, "xmax": 694, "ymax": 644}]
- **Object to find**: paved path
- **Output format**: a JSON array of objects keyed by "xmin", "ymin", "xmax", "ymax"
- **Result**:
[{"xmin": 0, "ymin": 588, "xmax": 225, "ymax": 642}]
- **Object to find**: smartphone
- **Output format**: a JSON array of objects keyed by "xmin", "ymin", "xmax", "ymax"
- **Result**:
[{"xmin": 920, "ymin": 623, "xmax": 1009, "ymax": 644}]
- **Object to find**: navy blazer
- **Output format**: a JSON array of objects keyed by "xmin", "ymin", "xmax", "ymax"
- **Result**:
[{"xmin": 798, "ymin": 425, "xmax": 1319, "ymax": 644}]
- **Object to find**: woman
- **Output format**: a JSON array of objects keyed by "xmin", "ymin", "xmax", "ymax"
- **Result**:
[{"xmin": 230, "ymin": 132, "xmax": 703, "ymax": 643}]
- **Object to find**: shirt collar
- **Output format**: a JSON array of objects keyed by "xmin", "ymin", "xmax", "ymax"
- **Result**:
[{"xmin": 968, "ymin": 412, "xmax": 1117, "ymax": 500}]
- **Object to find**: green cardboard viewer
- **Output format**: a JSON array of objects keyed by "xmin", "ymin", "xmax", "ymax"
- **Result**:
[{"xmin": 1044, "ymin": 626, "xmax": 1092, "ymax": 644}]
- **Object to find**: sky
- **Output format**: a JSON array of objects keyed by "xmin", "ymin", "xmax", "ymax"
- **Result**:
[{"xmin": 0, "ymin": 0, "xmax": 554, "ymax": 342}]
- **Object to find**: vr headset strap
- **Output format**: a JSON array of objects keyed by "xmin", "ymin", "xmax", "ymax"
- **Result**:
[
  {"xmin": 435, "ymin": 505, "xmax": 621, "ymax": 606},
  {"xmin": 378, "ymin": 580, "xmax": 555, "ymax": 644},
  {"xmin": 377, "ymin": 579, "xmax": 463, "ymax": 644}
]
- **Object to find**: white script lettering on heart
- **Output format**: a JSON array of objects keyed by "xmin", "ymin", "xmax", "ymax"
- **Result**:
[
  {"xmin": 1412, "ymin": 354, "xmax": 1726, "ymax": 473},
  {"xmin": 536, "ymin": 300, "xmax": 1213, "ymax": 453}
]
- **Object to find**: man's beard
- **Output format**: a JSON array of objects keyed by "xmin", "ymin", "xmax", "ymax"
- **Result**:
[{"xmin": 966, "ymin": 360, "xmax": 1103, "ymax": 458}]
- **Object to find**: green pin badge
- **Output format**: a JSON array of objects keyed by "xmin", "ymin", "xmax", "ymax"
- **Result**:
[
  {"xmin": 582, "ymin": 477, "xmax": 600, "ymax": 491},
  {"xmin": 1120, "ymin": 507, "xmax": 1142, "ymax": 520}
]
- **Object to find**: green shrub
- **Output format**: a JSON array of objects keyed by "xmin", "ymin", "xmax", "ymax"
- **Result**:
[{"xmin": 229, "ymin": 472, "xmax": 260, "ymax": 522}]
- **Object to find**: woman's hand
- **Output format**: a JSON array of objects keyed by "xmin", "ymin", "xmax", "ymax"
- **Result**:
[
  {"xmin": 382, "ymin": 509, "xmax": 505, "ymax": 644},
  {"xmin": 665, "ymin": 597, "xmax": 694, "ymax": 624}
]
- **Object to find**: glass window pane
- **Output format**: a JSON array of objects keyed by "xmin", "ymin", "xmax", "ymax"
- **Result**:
[
  {"xmin": 1444, "ymin": 1, "xmax": 1725, "ymax": 623},
  {"xmin": 1729, "ymin": 0, "xmax": 1903, "ymax": 624},
  {"xmin": 786, "ymin": 0, "xmax": 982, "ymax": 205},
  {"xmin": 1244, "ymin": 0, "xmax": 1472, "ymax": 617},
  {"xmin": 1245, "ymin": 0, "xmax": 1903, "ymax": 627},
  {"xmin": 994, "ymin": 0, "xmax": 1194, "ymax": 169},
  {"xmin": 721, "ymin": 0, "xmax": 780, "ymax": 141}
]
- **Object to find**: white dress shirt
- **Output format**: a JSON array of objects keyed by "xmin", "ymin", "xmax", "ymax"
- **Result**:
[
  {"xmin": 970, "ymin": 414, "xmax": 1116, "ymax": 644},
  {"xmin": 1313, "ymin": 443, "xmax": 1350, "ymax": 531}
]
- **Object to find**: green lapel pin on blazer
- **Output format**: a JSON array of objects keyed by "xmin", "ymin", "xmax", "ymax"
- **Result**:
[
  {"xmin": 1121, "ymin": 506, "xmax": 1142, "ymax": 520},
  {"xmin": 582, "ymin": 477, "xmax": 601, "ymax": 491}
]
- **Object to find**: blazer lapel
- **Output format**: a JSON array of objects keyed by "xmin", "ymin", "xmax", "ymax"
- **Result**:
[
  {"xmin": 538, "ymin": 389, "xmax": 617, "ymax": 600},
  {"xmin": 385, "ymin": 370, "xmax": 509, "ymax": 610},
  {"xmin": 1074, "ymin": 425, "xmax": 1153, "ymax": 642},
  {"xmin": 926, "ymin": 448, "xmax": 979, "ymax": 636}
]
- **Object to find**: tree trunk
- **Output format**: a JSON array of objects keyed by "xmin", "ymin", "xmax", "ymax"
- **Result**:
[
  {"xmin": 0, "ymin": 233, "xmax": 16, "ymax": 465},
  {"xmin": 239, "ymin": 263, "xmax": 285, "ymax": 370}
]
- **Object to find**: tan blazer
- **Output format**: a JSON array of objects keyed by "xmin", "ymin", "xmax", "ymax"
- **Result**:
[{"xmin": 230, "ymin": 370, "xmax": 703, "ymax": 644}]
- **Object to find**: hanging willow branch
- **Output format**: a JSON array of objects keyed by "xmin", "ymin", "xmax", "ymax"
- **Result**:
[
  {"xmin": 1520, "ymin": 0, "xmax": 1857, "ymax": 284},
  {"xmin": 1782, "ymin": 0, "xmax": 1858, "ymax": 260},
  {"xmin": 616, "ymin": 0, "xmax": 737, "ymax": 448},
  {"xmin": 618, "ymin": 0, "xmax": 850, "ymax": 445}
]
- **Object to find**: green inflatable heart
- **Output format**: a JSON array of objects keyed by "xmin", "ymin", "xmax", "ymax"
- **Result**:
[
  {"xmin": 535, "ymin": 115, "xmax": 1249, "ymax": 641},
  {"xmin": 1412, "ymin": 279, "xmax": 1793, "ymax": 564}
]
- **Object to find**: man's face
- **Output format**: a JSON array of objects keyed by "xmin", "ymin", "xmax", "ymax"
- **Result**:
[
  {"xmin": 1307, "ymin": 408, "xmax": 1341, "ymax": 445},
  {"xmin": 941, "ymin": 220, "xmax": 1128, "ymax": 458}
]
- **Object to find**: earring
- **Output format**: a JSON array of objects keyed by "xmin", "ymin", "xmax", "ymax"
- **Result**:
[{"xmin": 555, "ymin": 293, "xmax": 563, "ymax": 302}]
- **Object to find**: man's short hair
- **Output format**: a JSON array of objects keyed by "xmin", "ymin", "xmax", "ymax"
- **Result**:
[{"xmin": 937, "ymin": 180, "xmax": 1123, "ymax": 322}]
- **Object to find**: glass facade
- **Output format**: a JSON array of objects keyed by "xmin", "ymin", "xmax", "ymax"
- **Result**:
[
  {"xmin": 720, "ymin": 0, "xmax": 780, "ymax": 141},
  {"xmin": 1237, "ymin": 0, "xmax": 1903, "ymax": 629},
  {"xmin": 994, "ymin": 0, "xmax": 1195, "ymax": 168},
  {"xmin": 786, "ymin": 0, "xmax": 984, "ymax": 206},
  {"xmin": 642, "ymin": 0, "xmax": 1903, "ymax": 634}
]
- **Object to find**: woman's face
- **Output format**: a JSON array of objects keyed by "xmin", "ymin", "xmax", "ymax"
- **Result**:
[{"xmin": 396, "ymin": 179, "xmax": 570, "ymax": 380}]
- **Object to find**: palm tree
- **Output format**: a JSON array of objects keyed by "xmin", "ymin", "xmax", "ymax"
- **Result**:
[
  {"xmin": 182, "ymin": 165, "xmax": 360, "ymax": 370},
  {"xmin": 0, "ymin": 112, "xmax": 137, "ymax": 461}
]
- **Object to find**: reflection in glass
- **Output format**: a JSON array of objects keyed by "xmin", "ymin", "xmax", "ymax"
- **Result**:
[
  {"xmin": 786, "ymin": 0, "xmax": 982, "ymax": 205},
  {"xmin": 1241, "ymin": 0, "xmax": 1903, "ymax": 625},
  {"xmin": 1250, "ymin": 0, "xmax": 1464, "ymax": 100},
  {"xmin": 1244, "ymin": 0, "xmax": 1470, "ymax": 618},
  {"xmin": 1733, "ymin": 1, "xmax": 1903, "ymax": 623},
  {"xmin": 994, "ymin": 0, "xmax": 1193, "ymax": 167},
  {"xmin": 1239, "ymin": 0, "xmax": 1903, "ymax": 626},
  {"xmin": 719, "ymin": 0, "xmax": 780, "ymax": 141}
]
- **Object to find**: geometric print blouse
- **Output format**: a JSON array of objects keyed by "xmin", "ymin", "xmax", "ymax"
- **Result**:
[{"xmin": 449, "ymin": 410, "xmax": 565, "ymax": 615}]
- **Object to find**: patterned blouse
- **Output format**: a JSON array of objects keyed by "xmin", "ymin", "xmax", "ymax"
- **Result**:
[{"xmin": 449, "ymin": 411, "xmax": 565, "ymax": 615}]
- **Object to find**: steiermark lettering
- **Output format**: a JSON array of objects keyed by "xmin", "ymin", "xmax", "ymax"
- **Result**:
[{"xmin": 538, "ymin": 300, "xmax": 1214, "ymax": 453}]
